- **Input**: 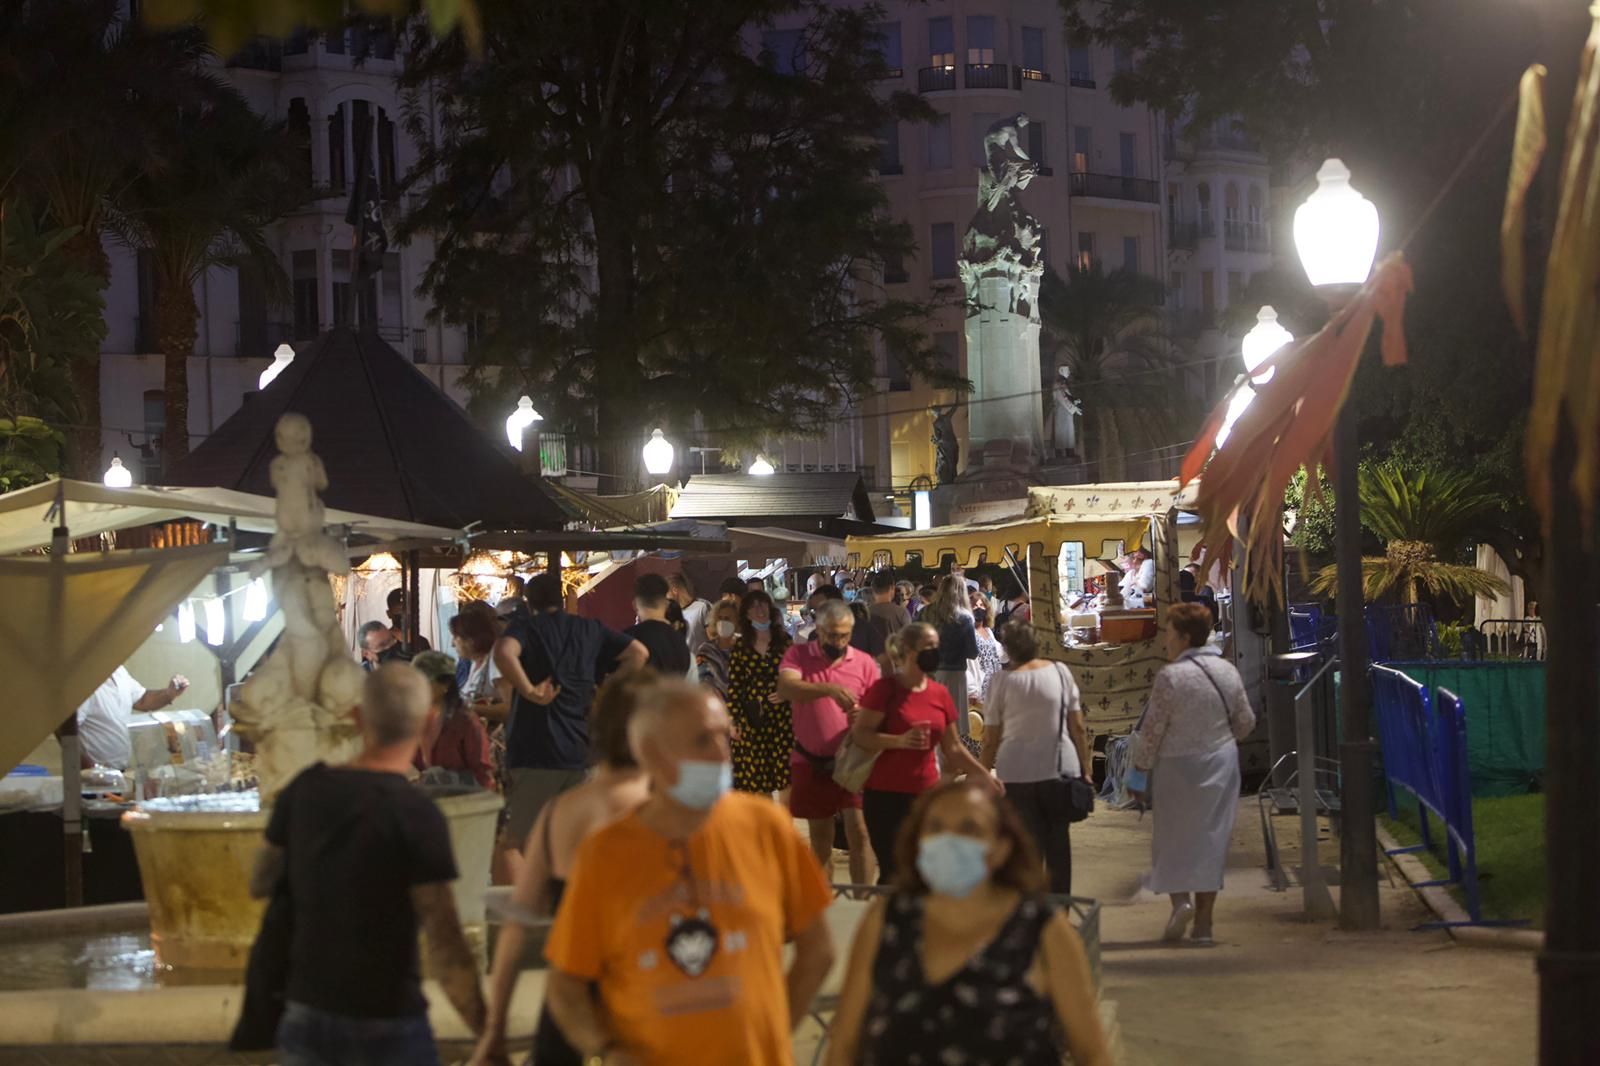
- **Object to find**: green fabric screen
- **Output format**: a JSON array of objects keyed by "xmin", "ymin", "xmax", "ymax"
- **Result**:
[{"xmin": 1393, "ymin": 662, "xmax": 1545, "ymax": 797}]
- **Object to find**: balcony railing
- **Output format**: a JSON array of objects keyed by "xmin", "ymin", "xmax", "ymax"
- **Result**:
[
  {"xmin": 1068, "ymin": 70, "xmax": 1096, "ymax": 88},
  {"xmin": 918, "ymin": 65, "xmax": 956, "ymax": 92},
  {"xmin": 1017, "ymin": 67, "xmax": 1051, "ymax": 84},
  {"xmin": 1223, "ymin": 220, "xmax": 1273, "ymax": 253},
  {"xmin": 965, "ymin": 63, "xmax": 1011, "ymax": 90},
  {"xmin": 1068, "ymin": 172, "xmax": 1160, "ymax": 204}
]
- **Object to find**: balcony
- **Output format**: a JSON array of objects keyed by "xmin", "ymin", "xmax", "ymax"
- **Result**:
[
  {"xmin": 964, "ymin": 63, "xmax": 1011, "ymax": 90},
  {"xmin": 1068, "ymin": 70, "xmax": 1096, "ymax": 88},
  {"xmin": 1068, "ymin": 172, "xmax": 1159, "ymax": 204},
  {"xmin": 1224, "ymin": 220, "xmax": 1272, "ymax": 253},
  {"xmin": 374, "ymin": 325, "xmax": 430, "ymax": 363},
  {"xmin": 1017, "ymin": 67, "xmax": 1051, "ymax": 85},
  {"xmin": 918, "ymin": 66, "xmax": 957, "ymax": 93}
]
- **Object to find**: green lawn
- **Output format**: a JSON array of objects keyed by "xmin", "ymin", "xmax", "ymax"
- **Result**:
[{"xmin": 1380, "ymin": 792, "xmax": 1546, "ymax": 928}]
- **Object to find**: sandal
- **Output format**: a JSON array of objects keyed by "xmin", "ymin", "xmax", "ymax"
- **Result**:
[
  {"xmin": 1190, "ymin": 924, "xmax": 1215, "ymax": 946},
  {"xmin": 1163, "ymin": 902, "xmax": 1194, "ymax": 942}
]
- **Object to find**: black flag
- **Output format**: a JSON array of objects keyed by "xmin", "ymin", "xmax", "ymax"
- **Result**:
[{"xmin": 344, "ymin": 116, "xmax": 388, "ymax": 321}]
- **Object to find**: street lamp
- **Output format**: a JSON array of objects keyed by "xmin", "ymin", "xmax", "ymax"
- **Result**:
[
  {"xmin": 1293, "ymin": 157, "xmax": 1381, "ymax": 933},
  {"xmin": 748, "ymin": 455, "xmax": 776, "ymax": 476},
  {"xmin": 505, "ymin": 396, "xmax": 542, "ymax": 451},
  {"xmin": 259, "ymin": 343, "xmax": 295, "ymax": 390},
  {"xmin": 642, "ymin": 428, "xmax": 675, "ymax": 478},
  {"xmin": 103, "ymin": 454, "xmax": 133, "ymax": 488},
  {"xmin": 1242, "ymin": 306, "xmax": 1294, "ymax": 385}
]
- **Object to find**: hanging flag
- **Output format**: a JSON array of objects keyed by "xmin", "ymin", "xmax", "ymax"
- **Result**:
[{"xmin": 344, "ymin": 115, "xmax": 389, "ymax": 303}]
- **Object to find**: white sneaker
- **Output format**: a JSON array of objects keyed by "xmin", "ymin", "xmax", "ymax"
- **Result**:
[{"xmin": 1163, "ymin": 902, "xmax": 1194, "ymax": 942}]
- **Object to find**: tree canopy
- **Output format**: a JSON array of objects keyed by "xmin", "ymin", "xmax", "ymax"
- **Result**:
[{"xmin": 400, "ymin": 0, "xmax": 951, "ymax": 483}]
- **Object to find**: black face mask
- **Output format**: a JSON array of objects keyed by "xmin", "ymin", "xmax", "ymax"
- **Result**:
[
  {"xmin": 915, "ymin": 648, "xmax": 942, "ymax": 673},
  {"xmin": 820, "ymin": 642, "xmax": 848, "ymax": 661}
]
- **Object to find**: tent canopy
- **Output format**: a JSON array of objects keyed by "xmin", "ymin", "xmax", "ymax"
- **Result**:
[
  {"xmin": 0, "ymin": 479, "xmax": 461, "ymax": 558},
  {"xmin": 845, "ymin": 513, "xmax": 1151, "ymax": 569},
  {"xmin": 0, "ymin": 543, "xmax": 231, "ymax": 776}
]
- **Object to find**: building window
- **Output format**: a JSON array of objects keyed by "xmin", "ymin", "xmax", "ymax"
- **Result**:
[
  {"xmin": 327, "ymin": 104, "xmax": 346, "ymax": 192},
  {"xmin": 142, "ymin": 389, "xmax": 165, "ymax": 483},
  {"xmin": 1068, "ymin": 44, "xmax": 1093, "ymax": 86},
  {"xmin": 1248, "ymin": 184, "xmax": 1264, "ymax": 224},
  {"xmin": 930, "ymin": 223, "xmax": 957, "ymax": 279},
  {"xmin": 888, "ymin": 350, "xmax": 912, "ymax": 392},
  {"xmin": 377, "ymin": 109, "xmax": 398, "ymax": 195},
  {"xmin": 878, "ymin": 121, "xmax": 901, "ymax": 174},
  {"xmin": 1224, "ymin": 182, "xmax": 1241, "ymax": 222},
  {"xmin": 1021, "ymin": 27, "xmax": 1046, "ymax": 76},
  {"xmin": 933, "ymin": 331, "xmax": 960, "ymax": 375},
  {"xmin": 288, "ymin": 98, "xmax": 312, "ymax": 193},
  {"xmin": 292, "ymin": 250, "xmax": 319, "ymax": 340},
  {"xmin": 1167, "ymin": 182, "xmax": 1182, "ymax": 229},
  {"xmin": 927, "ymin": 113, "xmax": 952, "ymax": 170},
  {"xmin": 875, "ymin": 21, "xmax": 903, "ymax": 75},
  {"xmin": 1072, "ymin": 125, "xmax": 1091, "ymax": 173},
  {"xmin": 135, "ymin": 248, "xmax": 159, "ymax": 353},
  {"xmin": 1026, "ymin": 121, "xmax": 1047, "ymax": 171},
  {"xmin": 1119, "ymin": 131, "xmax": 1138, "ymax": 177},
  {"xmin": 1113, "ymin": 44, "xmax": 1133, "ymax": 74},
  {"xmin": 1197, "ymin": 182, "xmax": 1213, "ymax": 230},
  {"xmin": 1076, "ymin": 231, "xmax": 1096, "ymax": 270},
  {"xmin": 761, "ymin": 28, "xmax": 805, "ymax": 75},
  {"xmin": 966, "ymin": 16, "xmax": 995, "ymax": 64},
  {"xmin": 1228, "ymin": 270, "xmax": 1244, "ymax": 304},
  {"xmin": 1169, "ymin": 270, "xmax": 1185, "ymax": 309},
  {"xmin": 928, "ymin": 16, "xmax": 954, "ymax": 67},
  {"xmin": 1201, "ymin": 270, "xmax": 1215, "ymax": 313},
  {"xmin": 884, "ymin": 248, "xmax": 908, "ymax": 285},
  {"xmin": 1122, "ymin": 236, "xmax": 1139, "ymax": 274},
  {"xmin": 237, "ymin": 260, "xmax": 269, "ymax": 357}
]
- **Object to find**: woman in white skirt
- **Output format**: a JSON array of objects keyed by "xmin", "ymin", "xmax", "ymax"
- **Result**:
[{"xmin": 1129, "ymin": 602, "xmax": 1256, "ymax": 945}]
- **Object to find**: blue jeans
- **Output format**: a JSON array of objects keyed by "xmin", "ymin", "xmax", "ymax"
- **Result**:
[{"xmin": 276, "ymin": 1001, "xmax": 441, "ymax": 1066}]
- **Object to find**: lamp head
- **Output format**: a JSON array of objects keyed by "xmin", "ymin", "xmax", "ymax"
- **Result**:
[
  {"xmin": 1241, "ymin": 305, "xmax": 1293, "ymax": 385},
  {"xmin": 1293, "ymin": 158, "xmax": 1379, "ymax": 289},
  {"xmin": 642, "ymin": 428, "xmax": 675, "ymax": 477},
  {"xmin": 505, "ymin": 395, "xmax": 541, "ymax": 451}
]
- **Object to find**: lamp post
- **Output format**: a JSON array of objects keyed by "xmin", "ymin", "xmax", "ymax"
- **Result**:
[
  {"xmin": 1293, "ymin": 157, "xmax": 1381, "ymax": 932},
  {"xmin": 505, "ymin": 396, "xmax": 542, "ymax": 452},
  {"xmin": 642, "ymin": 428, "xmax": 675, "ymax": 481},
  {"xmin": 258, "ymin": 343, "xmax": 294, "ymax": 390},
  {"xmin": 103, "ymin": 454, "xmax": 134, "ymax": 488}
]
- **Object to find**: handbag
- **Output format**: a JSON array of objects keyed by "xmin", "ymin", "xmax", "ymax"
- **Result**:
[
  {"xmin": 1053, "ymin": 663, "xmax": 1094, "ymax": 823},
  {"xmin": 831, "ymin": 683, "xmax": 905, "ymax": 793}
]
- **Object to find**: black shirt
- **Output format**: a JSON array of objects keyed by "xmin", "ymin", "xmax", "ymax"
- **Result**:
[
  {"xmin": 265, "ymin": 764, "xmax": 457, "ymax": 1018},
  {"xmin": 505, "ymin": 611, "xmax": 635, "ymax": 771},
  {"xmin": 625, "ymin": 618, "xmax": 691, "ymax": 676}
]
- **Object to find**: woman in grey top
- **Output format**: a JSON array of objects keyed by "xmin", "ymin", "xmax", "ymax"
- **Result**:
[
  {"xmin": 1129, "ymin": 602, "xmax": 1256, "ymax": 945},
  {"xmin": 981, "ymin": 621, "xmax": 1091, "ymax": 894}
]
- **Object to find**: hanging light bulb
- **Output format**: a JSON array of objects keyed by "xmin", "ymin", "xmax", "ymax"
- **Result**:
[
  {"xmin": 103, "ymin": 454, "xmax": 134, "ymax": 488},
  {"xmin": 177, "ymin": 601, "xmax": 197, "ymax": 644},
  {"xmin": 204, "ymin": 598, "xmax": 226, "ymax": 646},
  {"xmin": 259, "ymin": 344, "xmax": 295, "ymax": 390},
  {"xmin": 505, "ymin": 395, "xmax": 542, "ymax": 450},
  {"xmin": 748, "ymin": 455, "xmax": 776, "ymax": 476},
  {"xmin": 243, "ymin": 578, "xmax": 269, "ymax": 622},
  {"xmin": 1241, "ymin": 305, "xmax": 1294, "ymax": 385}
]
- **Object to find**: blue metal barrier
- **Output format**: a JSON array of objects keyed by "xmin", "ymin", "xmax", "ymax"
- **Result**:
[
  {"xmin": 1366, "ymin": 603, "xmax": 1439, "ymax": 662},
  {"xmin": 1370, "ymin": 666, "xmax": 1526, "ymax": 928}
]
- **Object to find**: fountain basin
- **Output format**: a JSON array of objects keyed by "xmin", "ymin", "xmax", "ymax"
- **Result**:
[{"xmin": 123, "ymin": 786, "xmax": 504, "ymax": 971}]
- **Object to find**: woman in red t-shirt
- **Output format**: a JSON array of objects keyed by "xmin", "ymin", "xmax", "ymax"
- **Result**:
[{"xmin": 851, "ymin": 621, "xmax": 1003, "ymax": 883}]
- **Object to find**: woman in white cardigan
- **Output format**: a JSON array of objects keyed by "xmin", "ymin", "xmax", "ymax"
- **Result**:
[{"xmin": 1130, "ymin": 602, "xmax": 1256, "ymax": 945}]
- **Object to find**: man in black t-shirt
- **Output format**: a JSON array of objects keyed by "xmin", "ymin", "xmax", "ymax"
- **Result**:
[
  {"xmin": 249, "ymin": 664, "xmax": 485, "ymax": 1064},
  {"xmin": 494, "ymin": 573, "xmax": 648, "ymax": 849},
  {"xmin": 627, "ymin": 573, "xmax": 692, "ymax": 676}
]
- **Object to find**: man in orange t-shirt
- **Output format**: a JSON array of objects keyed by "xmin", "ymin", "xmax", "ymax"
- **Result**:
[{"xmin": 543, "ymin": 679, "xmax": 834, "ymax": 1066}]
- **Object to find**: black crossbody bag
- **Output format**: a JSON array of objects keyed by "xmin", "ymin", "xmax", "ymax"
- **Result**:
[{"xmin": 1053, "ymin": 662, "xmax": 1096, "ymax": 822}]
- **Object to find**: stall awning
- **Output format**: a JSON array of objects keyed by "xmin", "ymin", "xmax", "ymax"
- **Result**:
[
  {"xmin": 0, "ymin": 480, "xmax": 462, "ymax": 557},
  {"xmin": 729, "ymin": 526, "xmax": 847, "ymax": 568},
  {"xmin": 0, "ymin": 543, "xmax": 231, "ymax": 776},
  {"xmin": 846, "ymin": 513, "xmax": 1152, "ymax": 568},
  {"xmin": 1028, "ymin": 480, "xmax": 1199, "ymax": 518}
]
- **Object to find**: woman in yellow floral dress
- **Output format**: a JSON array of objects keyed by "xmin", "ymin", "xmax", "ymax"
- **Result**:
[{"xmin": 725, "ymin": 589, "xmax": 793, "ymax": 797}]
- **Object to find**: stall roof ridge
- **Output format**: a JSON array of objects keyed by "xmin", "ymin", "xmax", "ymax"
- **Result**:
[{"xmin": 670, "ymin": 471, "xmax": 875, "ymax": 522}]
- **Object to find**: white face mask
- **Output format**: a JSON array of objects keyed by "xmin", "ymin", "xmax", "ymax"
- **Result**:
[{"xmin": 716, "ymin": 620, "xmax": 736, "ymax": 638}]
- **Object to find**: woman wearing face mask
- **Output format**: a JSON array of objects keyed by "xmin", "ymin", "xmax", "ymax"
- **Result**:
[
  {"xmin": 826, "ymin": 780, "xmax": 1112, "ymax": 1066},
  {"xmin": 724, "ymin": 590, "xmax": 793, "ymax": 798},
  {"xmin": 694, "ymin": 599, "xmax": 741, "ymax": 702},
  {"xmin": 850, "ymin": 622, "xmax": 1001, "ymax": 883},
  {"xmin": 918, "ymin": 573, "xmax": 981, "ymax": 728}
]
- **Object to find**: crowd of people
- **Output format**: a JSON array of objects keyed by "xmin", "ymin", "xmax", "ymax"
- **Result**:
[{"xmin": 232, "ymin": 558, "xmax": 1258, "ymax": 1065}]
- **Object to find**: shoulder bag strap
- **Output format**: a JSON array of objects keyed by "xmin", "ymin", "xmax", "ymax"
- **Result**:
[
  {"xmin": 1053, "ymin": 662, "xmax": 1072, "ymax": 778},
  {"xmin": 1186, "ymin": 658, "xmax": 1233, "ymax": 727}
]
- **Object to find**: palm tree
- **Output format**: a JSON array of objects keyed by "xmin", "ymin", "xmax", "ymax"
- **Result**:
[
  {"xmin": 2, "ymin": 1, "xmax": 222, "ymax": 475},
  {"xmin": 1038, "ymin": 264, "xmax": 1187, "ymax": 480},
  {"xmin": 114, "ymin": 91, "xmax": 299, "ymax": 467},
  {"xmin": 1312, "ymin": 462, "xmax": 1509, "ymax": 605}
]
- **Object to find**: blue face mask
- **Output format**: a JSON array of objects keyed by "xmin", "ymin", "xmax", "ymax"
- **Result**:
[
  {"xmin": 842, "ymin": 589, "xmax": 858, "ymax": 602},
  {"xmin": 667, "ymin": 760, "xmax": 733, "ymax": 810},
  {"xmin": 915, "ymin": 833, "xmax": 991, "ymax": 898},
  {"xmin": 750, "ymin": 620, "xmax": 771, "ymax": 631}
]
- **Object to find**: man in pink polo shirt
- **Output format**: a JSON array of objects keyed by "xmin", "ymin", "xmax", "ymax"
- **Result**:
[{"xmin": 778, "ymin": 600, "xmax": 881, "ymax": 886}]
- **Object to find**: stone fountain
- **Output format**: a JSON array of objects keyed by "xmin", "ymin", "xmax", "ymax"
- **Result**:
[{"xmin": 121, "ymin": 413, "xmax": 502, "ymax": 971}]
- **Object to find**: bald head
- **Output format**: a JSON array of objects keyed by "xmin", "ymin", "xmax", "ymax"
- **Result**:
[
  {"xmin": 626, "ymin": 678, "xmax": 731, "ymax": 788},
  {"xmin": 361, "ymin": 662, "xmax": 433, "ymax": 747}
]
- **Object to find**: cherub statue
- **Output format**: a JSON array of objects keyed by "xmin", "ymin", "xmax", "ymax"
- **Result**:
[{"xmin": 253, "ymin": 414, "xmax": 349, "ymax": 579}]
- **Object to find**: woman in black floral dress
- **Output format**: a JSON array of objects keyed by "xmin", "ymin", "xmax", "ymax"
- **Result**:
[{"xmin": 725, "ymin": 589, "xmax": 793, "ymax": 797}]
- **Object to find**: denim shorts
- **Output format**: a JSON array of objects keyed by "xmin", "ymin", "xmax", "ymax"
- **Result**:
[{"xmin": 276, "ymin": 1001, "xmax": 441, "ymax": 1066}]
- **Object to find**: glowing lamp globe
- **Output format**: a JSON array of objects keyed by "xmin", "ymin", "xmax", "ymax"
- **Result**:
[
  {"xmin": 505, "ymin": 396, "xmax": 542, "ymax": 451},
  {"xmin": 748, "ymin": 456, "xmax": 776, "ymax": 476},
  {"xmin": 1214, "ymin": 386, "xmax": 1256, "ymax": 450},
  {"xmin": 1293, "ymin": 159, "xmax": 1379, "ymax": 288},
  {"xmin": 103, "ymin": 455, "xmax": 134, "ymax": 488},
  {"xmin": 642, "ymin": 429, "xmax": 675, "ymax": 477},
  {"xmin": 1242, "ymin": 306, "xmax": 1293, "ymax": 385},
  {"xmin": 259, "ymin": 344, "xmax": 295, "ymax": 390}
]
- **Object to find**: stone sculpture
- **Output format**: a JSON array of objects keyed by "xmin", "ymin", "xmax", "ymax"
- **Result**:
[
  {"xmin": 233, "ymin": 413, "xmax": 366, "ymax": 800},
  {"xmin": 1049, "ymin": 365, "xmax": 1083, "ymax": 456},
  {"xmin": 960, "ymin": 113, "xmax": 1046, "ymax": 474},
  {"xmin": 931, "ymin": 401, "xmax": 962, "ymax": 486}
]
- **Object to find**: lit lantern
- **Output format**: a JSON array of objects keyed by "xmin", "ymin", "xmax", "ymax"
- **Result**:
[
  {"xmin": 259, "ymin": 344, "xmax": 295, "ymax": 390},
  {"xmin": 748, "ymin": 455, "xmax": 776, "ymax": 476},
  {"xmin": 642, "ymin": 428, "xmax": 675, "ymax": 477},
  {"xmin": 176, "ymin": 601, "xmax": 197, "ymax": 644},
  {"xmin": 243, "ymin": 578, "xmax": 270, "ymax": 622},
  {"xmin": 1241, "ymin": 306, "xmax": 1293, "ymax": 385},
  {"xmin": 505, "ymin": 396, "xmax": 542, "ymax": 451},
  {"xmin": 1293, "ymin": 159, "xmax": 1380, "ymax": 288},
  {"xmin": 103, "ymin": 454, "xmax": 134, "ymax": 488},
  {"xmin": 204, "ymin": 598, "xmax": 226, "ymax": 646}
]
